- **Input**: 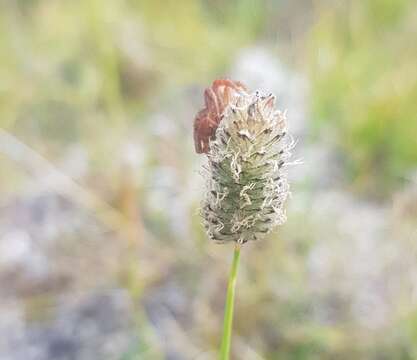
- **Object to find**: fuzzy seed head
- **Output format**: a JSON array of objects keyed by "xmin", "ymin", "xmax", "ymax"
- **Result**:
[{"xmin": 198, "ymin": 84, "xmax": 295, "ymax": 244}]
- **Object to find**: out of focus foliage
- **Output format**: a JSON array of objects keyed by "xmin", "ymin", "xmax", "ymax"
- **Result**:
[
  {"xmin": 0, "ymin": 0, "xmax": 268, "ymax": 190},
  {"xmin": 309, "ymin": 0, "xmax": 417, "ymax": 194},
  {"xmin": 0, "ymin": 0, "xmax": 265, "ymax": 129},
  {"xmin": 135, "ymin": 0, "xmax": 266, "ymax": 82}
]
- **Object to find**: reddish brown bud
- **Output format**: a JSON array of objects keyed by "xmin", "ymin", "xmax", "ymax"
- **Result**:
[{"xmin": 193, "ymin": 79, "xmax": 247, "ymax": 154}]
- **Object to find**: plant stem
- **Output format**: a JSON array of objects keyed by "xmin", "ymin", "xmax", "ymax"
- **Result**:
[{"xmin": 220, "ymin": 243, "xmax": 241, "ymax": 360}]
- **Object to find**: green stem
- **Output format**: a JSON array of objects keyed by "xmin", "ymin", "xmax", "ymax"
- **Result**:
[{"xmin": 220, "ymin": 244, "xmax": 241, "ymax": 360}]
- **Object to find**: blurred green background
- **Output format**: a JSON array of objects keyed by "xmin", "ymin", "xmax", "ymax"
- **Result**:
[{"xmin": 0, "ymin": 0, "xmax": 416, "ymax": 359}]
